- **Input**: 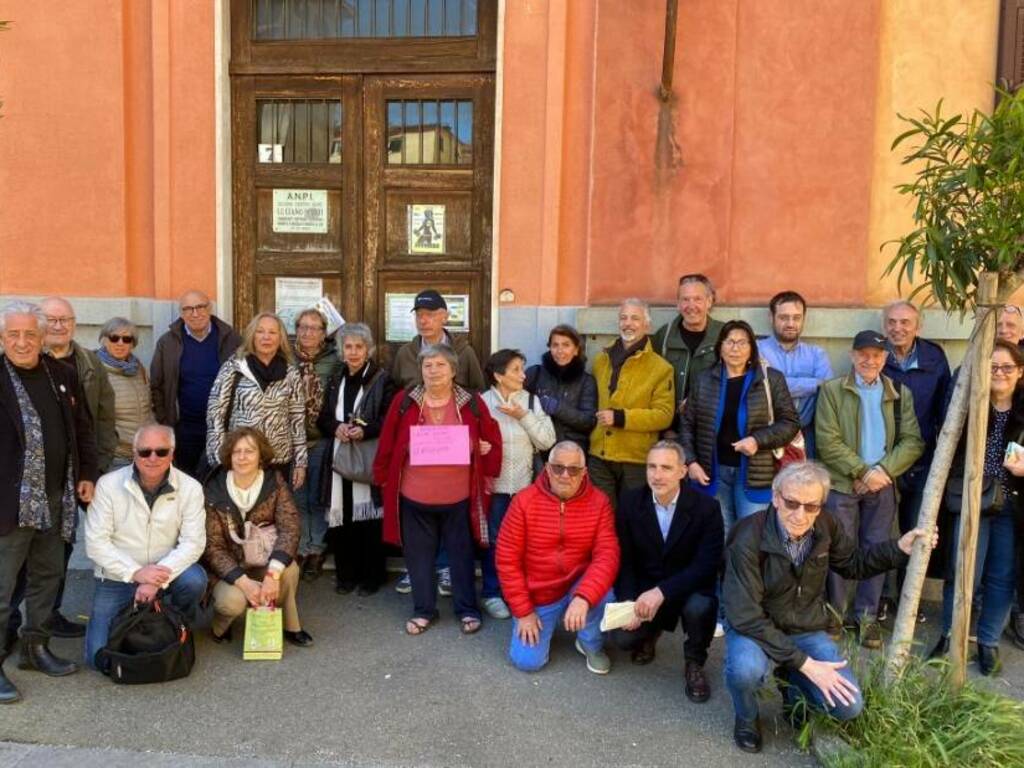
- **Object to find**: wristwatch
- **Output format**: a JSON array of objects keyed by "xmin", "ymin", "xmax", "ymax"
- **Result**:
[{"xmin": 267, "ymin": 570, "xmax": 281, "ymax": 581}]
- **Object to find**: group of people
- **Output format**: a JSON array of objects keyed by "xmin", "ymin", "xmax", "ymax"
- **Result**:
[{"xmin": 0, "ymin": 276, "xmax": 1020, "ymax": 755}]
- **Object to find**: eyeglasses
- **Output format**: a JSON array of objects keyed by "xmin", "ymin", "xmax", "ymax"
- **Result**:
[
  {"xmin": 548, "ymin": 463, "xmax": 585, "ymax": 477},
  {"xmin": 722, "ymin": 339, "xmax": 750, "ymax": 349},
  {"xmin": 180, "ymin": 303, "xmax": 210, "ymax": 315},
  {"xmin": 992, "ymin": 364, "xmax": 1021, "ymax": 375},
  {"xmin": 136, "ymin": 447, "xmax": 172, "ymax": 458},
  {"xmin": 107, "ymin": 334, "xmax": 135, "ymax": 344},
  {"xmin": 778, "ymin": 495, "xmax": 822, "ymax": 515},
  {"xmin": 45, "ymin": 316, "xmax": 75, "ymax": 327},
  {"xmin": 1003, "ymin": 305, "xmax": 1023, "ymax": 316},
  {"xmin": 297, "ymin": 324, "xmax": 326, "ymax": 334}
]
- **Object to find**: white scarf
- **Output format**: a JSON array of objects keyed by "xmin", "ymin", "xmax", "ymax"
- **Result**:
[
  {"xmin": 227, "ymin": 469, "xmax": 264, "ymax": 519},
  {"xmin": 328, "ymin": 373, "xmax": 379, "ymax": 526}
]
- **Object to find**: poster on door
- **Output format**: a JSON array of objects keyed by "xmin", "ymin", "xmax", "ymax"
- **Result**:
[
  {"xmin": 273, "ymin": 189, "xmax": 328, "ymax": 234},
  {"xmin": 275, "ymin": 277, "xmax": 324, "ymax": 332},
  {"xmin": 407, "ymin": 204, "xmax": 446, "ymax": 254}
]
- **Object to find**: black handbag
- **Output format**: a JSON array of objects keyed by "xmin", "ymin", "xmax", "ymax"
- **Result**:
[
  {"xmin": 95, "ymin": 599, "xmax": 196, "ymax": 684},
  {"xmin": 943, "ymin": 474, "xmax": 1005, "ymax": 517}
]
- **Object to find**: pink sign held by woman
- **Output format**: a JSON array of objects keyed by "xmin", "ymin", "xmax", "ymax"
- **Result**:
[{"xmin": 409, "ymin": 425, "xmax": 471, "ymax": 466}]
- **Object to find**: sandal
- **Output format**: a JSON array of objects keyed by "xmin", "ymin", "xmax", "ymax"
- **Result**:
[
  {"xmin": 460, "ymin": 616, "xmax": 482, "ymax": 635},
  {"xmin": 405, "ymin": 617, "xmax": 434, "ymax": 636}
]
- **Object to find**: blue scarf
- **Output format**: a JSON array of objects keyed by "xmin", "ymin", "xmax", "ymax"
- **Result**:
[{"xmin": 97, "ymin": 346, "xmax": 140, "ymax": 376}]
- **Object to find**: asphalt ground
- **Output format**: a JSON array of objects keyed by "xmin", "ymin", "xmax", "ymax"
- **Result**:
[{"xmin": 2, "ymin": 559, "xmax": 1022, "ymax": 768}]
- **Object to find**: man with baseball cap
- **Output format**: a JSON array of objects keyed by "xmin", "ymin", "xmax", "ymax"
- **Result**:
[
  {"xmin": 814, "ymin": 330, "xmax": 924, "ymax": 649},
  {"xmin": 390, "ymin": 289, "xmax": 486, "ymax": 392}
]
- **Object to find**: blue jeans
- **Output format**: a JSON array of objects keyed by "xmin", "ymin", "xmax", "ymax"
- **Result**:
[
  {"xmin": 724, "ymin": 628, "xmax": 864, "ymax": 723},
  {"xmin": 296, "ymin": 439, "xmax": 329, "ymax": 556},
  {"xmin": 941, "ymin": 506, "xmax": 1017, "ymax": 647},
  {"xmin": 480, "ymin": 493, "xmax": 512, "ymax": 599},
  {"xmin": 84, "ymin": 563, "xmax": 207, "ymax": 670},
  {"xmin": 508, "ymin": 586, "xmax": 614, "ymax": 672},
  {"xmin": 715, "ymin": 465, "xmax": 767, "ymax": 544}
]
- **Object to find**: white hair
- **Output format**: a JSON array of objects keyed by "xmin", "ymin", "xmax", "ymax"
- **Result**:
[
  {"xmin": 132, "ymin": 424, "xmax": 176, "ymax": 451},
  {"xmin": 772, "ymin": 461, "xmax": 831, "ymax": 501},
  {"xmin": 619, "ymin": 298, "xmax": 652, "ymax": 324},
  {"xmin": 0, "ymin": 301, "xmax": 48, "ymax": 334},
  {"xmin": 882, "ymin": 299, "xmax": 921, "ymax": 328},
  {"xmin": 549, "ymin": 440, "xmax": 585, "ymax": 464}
]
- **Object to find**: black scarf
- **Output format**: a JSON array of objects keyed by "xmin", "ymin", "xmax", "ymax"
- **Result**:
[
  {"xmin": 246, "ymin": 353, "xmax": 288, "ymax": 391},
  {"xmin": 606, "ymin": 337, "xmax": 647, "ymax": 393},
  {"xmin": 540, "ymin": 352, "xmax": 586, "ymax": 383}
]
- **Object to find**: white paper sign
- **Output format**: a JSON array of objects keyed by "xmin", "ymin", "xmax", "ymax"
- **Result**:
[
  {"xmin": 275, "ymin": 277, "xmax": 324, "ymax": 332},
  {"xmin": 384, "ymin": 292, "xmax": 470, "ymax": 342},
  {"xmin": 407, "ymin": 204, "xmax": 446, "ymax": 254},
  {"xmin": 258, "ymin": 143, "xmax": 283, "ymax": 163},
  {"xmin": 273, "ymin": 189, "xmax": 328, "ymax": 233}
]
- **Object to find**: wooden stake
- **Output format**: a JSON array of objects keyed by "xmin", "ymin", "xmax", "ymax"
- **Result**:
[{"xmin": 949, "ymin": 272, "xmax": 999, "ymax": 689}]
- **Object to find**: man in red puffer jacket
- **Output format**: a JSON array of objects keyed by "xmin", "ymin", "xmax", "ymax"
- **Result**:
[{"xmin": 496, "ymin": 440, "xmax": 620, "ymax": 674}]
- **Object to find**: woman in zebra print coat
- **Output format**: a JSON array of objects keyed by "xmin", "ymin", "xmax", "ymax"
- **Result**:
[{"xmin": 205, "ymin": 312, "xmax": 308, "ymax": 490}]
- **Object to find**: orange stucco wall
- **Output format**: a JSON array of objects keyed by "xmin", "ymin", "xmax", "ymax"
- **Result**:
[{"xmin": 0, "ymin": 0, "xmax": 217, "ymax": 300}]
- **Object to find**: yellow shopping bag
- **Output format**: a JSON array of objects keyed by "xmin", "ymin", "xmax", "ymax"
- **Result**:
[{"xmin": 243, "ymin": 606, "xmax": 283, "ymax": 661}]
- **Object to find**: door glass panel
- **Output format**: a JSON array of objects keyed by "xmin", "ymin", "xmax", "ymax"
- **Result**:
[
  {"xmin": 253, "ymin": 0, "xmax": 475, "ymax": 39},
  {"xmin": 387, "ymin": 99, "xmax": 471, "ymax": 166},
  {"xmin": 257, "ymin": 99, "xmax": 343, "ymax": 165}
]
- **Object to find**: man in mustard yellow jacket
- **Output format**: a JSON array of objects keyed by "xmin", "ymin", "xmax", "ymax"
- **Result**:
[{"xmin": 589, "ymin": 299, "xmax": 675, "ymax": 509}]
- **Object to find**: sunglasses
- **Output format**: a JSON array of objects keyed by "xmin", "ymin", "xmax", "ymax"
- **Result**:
[
  {"xmin": 548, "ymin": 463, "xmax": 585, "ymax": 477},
  {"xmin": 778, "ymin": 495, "xmax": 822, "ymax": 515},
  {"xmin": 108, "ymin": 334, "xmax": 135, "ymax": 344},
  {"xmin": 136, "ymin": 447, "xmax": 172, "ymax": 458}
]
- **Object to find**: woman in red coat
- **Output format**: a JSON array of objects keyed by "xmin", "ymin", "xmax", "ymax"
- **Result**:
[{"xmin": 373, "ymin": 344, "xmax": 502, "ymax": 635}]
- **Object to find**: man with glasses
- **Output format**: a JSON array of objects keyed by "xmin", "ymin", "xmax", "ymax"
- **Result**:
[
  {"xmin": 613, "ymin": 441, "xmax": 721, "ymax": 703},
  {"xmin": 150, "ymin": 290, "xmax": 242, "ymax": 477},
  {"xmin": 997, "ymin": 304, "xmax": 1024, "ymax": 346},
  {"xmin": 0, "ymin": 301, "xmax": 98, "ymax": 703},
  {"xmin": 815, "ymin": 331, "xmax": 924, "ymax": 650},
  {"xmin": 723, "ymin": 461, "xmax": 935, "ymax": 753},
  {"xmin": 83, "ymin": 424, "xmax": 207, "ymax": 672},
  {"xmin": 496, "ymin": 441, "xmax": 620, "ymax": 675}
]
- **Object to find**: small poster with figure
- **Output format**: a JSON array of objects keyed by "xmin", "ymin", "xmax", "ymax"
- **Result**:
[{"xmin": 408, "ymin": 204, "xmax": 446, "ymax": 254}]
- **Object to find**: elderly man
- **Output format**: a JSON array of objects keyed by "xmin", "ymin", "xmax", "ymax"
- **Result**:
[
  {"xmin": 150, "ymin": 290, "xmax": 242, "ymax": 477},
  {"xmin": 815, "ymin": 331, "xmax": 924, "ymax": 649},
  {"xmin": 391, "ymin": 289, "xmax": 485, "ymax": 392},
  {"xmin": 0, "ymin": 301, "xmax": 97, "ymax": 703},
  {"xmin": 723, "ymin": 462, "xmax": 935, "ymax": 753},
  {"xmin": 614, "ymin": 441, "xmax": 722, "ymax": 702},
  {"xmin": 758, "ymin": 291, "xmax": 834, "ymax": 459},
  {"xmin": 84, "ymin": 424, "xmax": 207, "ymax": 672},
  {"xmin": 652, "ymin": 274, "xmax": 724, "ymax": 431},
  {"xmin": 880, "ymin": 301, "xmax": 950, "ymax": 563},
  {"xmin": 589, "ymin": 298, "xmax": 675, "ymax": 508},
  {"xmin": 496, "ymin": 441, "xmax": 620, "ymax": 674},
  {"xmin": 997, "ymin": 304, "xmax": 1024, "ymax": 346}
]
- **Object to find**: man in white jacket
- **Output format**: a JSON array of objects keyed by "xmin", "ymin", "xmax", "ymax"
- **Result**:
[{"xmin": 84, "ymin": 424, "xmax": 207, "ymax": 671}]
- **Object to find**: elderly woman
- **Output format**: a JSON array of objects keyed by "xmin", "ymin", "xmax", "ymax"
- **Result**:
[
  {"xmin": 203, "ymin": 427, "xmax": 312, "ymax": 647},
  {"xmin": 525, "ymin": 324, "xmax": 597, "ymax": 455},
  {"xmin": 291, "ymin": 308, "xmax": 340, "ymax": 581},
  {"xmin": 96, "ymin": 317, "xmax": 154, "ymax": 469},
  {"xmin": 374, "ymin": 344, "xmax": 502, "ymax": 635},
  {"xmin": 930, "ymin": 340, "xmax": 1024, "ymax": 675},
  {"xmin": 317, "ymin": 323, "xmax": 396, "ymax": 596},
  {"xmin": 480, "ymin": 349, "xmax": 556, "ymax": 618},
  {"xmin": 205, "ymin": 312, "xmax": 307, "ymax": 489},
  {"xmin": 680, "ymin": 320, "xmax": 800, "ymax": 541}
]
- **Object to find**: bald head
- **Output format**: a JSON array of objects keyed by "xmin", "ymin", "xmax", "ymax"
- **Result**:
[
  {"xmin": 40, "ymin": 296, "xmax": 76, "ymax": 357},
  {"xmin": 179, "ymin": 289, "xmax": 213, "ymax": 336}
]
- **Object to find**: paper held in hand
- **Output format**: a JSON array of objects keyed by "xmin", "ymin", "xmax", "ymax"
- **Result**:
[
  {"xmin": 409, "ymin": 425, "xmax": 471, "ymax": 466},
  {"xmin": 600, "ymin": 600, "xmax": 638, "ymax": 632}
]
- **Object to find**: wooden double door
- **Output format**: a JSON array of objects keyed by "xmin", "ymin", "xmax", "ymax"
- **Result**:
[{"xmin": 230, "ymin": 1, "xmax": 496, "ymax": 363}]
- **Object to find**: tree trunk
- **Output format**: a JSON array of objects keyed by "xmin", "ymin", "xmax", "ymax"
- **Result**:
[{"xmin": 949, "ymin": 273, "xmax": 999, "ymax": 688}]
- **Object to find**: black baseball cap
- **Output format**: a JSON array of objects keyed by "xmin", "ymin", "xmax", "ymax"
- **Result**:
[
  {"xmin": 411, "ymin": 290, "xmax": 447, "ymax": 312},
  {"xmin": 851, "ymin": 330, "xmax": 887, "ymax": 350}
]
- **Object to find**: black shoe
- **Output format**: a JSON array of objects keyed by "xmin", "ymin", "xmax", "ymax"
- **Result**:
[
  {"xmin": 684, "ymin": 660, "xmax": 710, "ymax": 703},
  {"xmin": 43, "ymin": 613, "xmax": 86, "ymax": 639},
  {"xmin": 301, "ymin": 554, "xmax": 324, "ymax": 582},
  {"xmin": 978, "ymin": 644, "xmax": 1001, "ymax": 676},
  {"xmin": 211, "ymin": 627, "xmax": 233, "ymax": 644},
  {"xmin": 630, "ymin": 635, "xmax": 658, "ymax": 666},
  {"xmin": 733, "ymin": 717, "xmax": 762, "ymax": 753},
  {"xmin": 928, "ymin": 634, "xmax": 950, "ymax": 660},
  {"xmin": 356, "ymin": 583, "xmax": 380, "ymax": 597},
  {"xmin": 284, "ymin": 629, "xmax": 314, "ymax": 647},
  {"xmin": 0, "ymin": 663, "xmax": 20, "ymax": 705},
  {"xmin": 17, "ymin": 639, "xmax": 79, "ymax": 677}
]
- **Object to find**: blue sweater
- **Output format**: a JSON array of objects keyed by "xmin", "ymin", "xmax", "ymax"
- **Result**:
[{"xmin": 178, "ymin": 324, "xmax": 222, "ymax": 434}]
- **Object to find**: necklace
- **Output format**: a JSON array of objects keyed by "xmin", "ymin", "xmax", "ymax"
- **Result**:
[{"xmin": 426, "ymin": 403, "xmax": 448, "ymax": 425}]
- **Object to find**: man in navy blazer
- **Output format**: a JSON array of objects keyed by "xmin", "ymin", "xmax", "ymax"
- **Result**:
[{"xmin": 615, "ymin": 440, "xmax": 723, "ymax": 702}]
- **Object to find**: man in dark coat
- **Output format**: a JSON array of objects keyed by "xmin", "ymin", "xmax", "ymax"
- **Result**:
[
  {"xmin": 150, "ymin": 290, "xmax": 241, "ymax": 477},
  {"xmin": 0, "ymin": 301, "xmax": 98, "ymax": 704},
  {"xmin": 614, "ymin": 441, "xmax": 722, "ymax": 702}
]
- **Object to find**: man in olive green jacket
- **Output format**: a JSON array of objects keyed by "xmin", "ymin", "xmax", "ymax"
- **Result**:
[
  {"xmin": 651, "ymin": 274, "xmax": 724, "ymax": 434},
  {"xmin": 815, "ymin": 330, "xmax": 924, "ymax": 649}
]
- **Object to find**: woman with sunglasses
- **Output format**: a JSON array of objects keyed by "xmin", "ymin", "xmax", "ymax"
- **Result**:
[
  {"xmin": 96, "ymin": 317, "xmax": 154, "ymax": 470},
  {"xmin": 929, "ymin": 340, "xmax": 1024, "ymax": 675},
  {"xmin": 679, "ymin": 320, "xmax": 800, "ymax": 541}
]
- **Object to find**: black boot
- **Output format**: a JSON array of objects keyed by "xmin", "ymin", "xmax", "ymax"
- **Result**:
[
  {"xmin": 43, "ymin": 613, "xmax": 86, "ymax": 639},
  {"xmin": 978, "ymin": 644, "xmax": 1001, "ymax": 676},
  {"xmin": 928, "ymin": 634, "xmax": 950, "ymax": 660},
  {"xmin": 733, "ymin": 717, "xmax": 762, "ymax": 753},
  {"xmin": 0, "ymin": 660, "xmax": 20, "ymax": 704},
  {"xmin": 17, "ymin": 638, "xmax": 79, "ymax": 677}
]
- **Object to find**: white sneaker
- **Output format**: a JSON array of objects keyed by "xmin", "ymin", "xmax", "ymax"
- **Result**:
[
  {"xmin": 437, "ymin": 567, "xmax": 452, "ymax": 597},
  {"xmin": 575, "ymin": 638, "xmax": 611, "ymax": 674},
  {"xmin": 714, "ymin": 622, "xmax": 725, "ymax": 638},
  {"xmin": 482, "ymin": 597, "xmax": 510, "ymax": 619},
  {"xmin": 394, "ymin": 572, "xmax": 412, "ymax": 594}
]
